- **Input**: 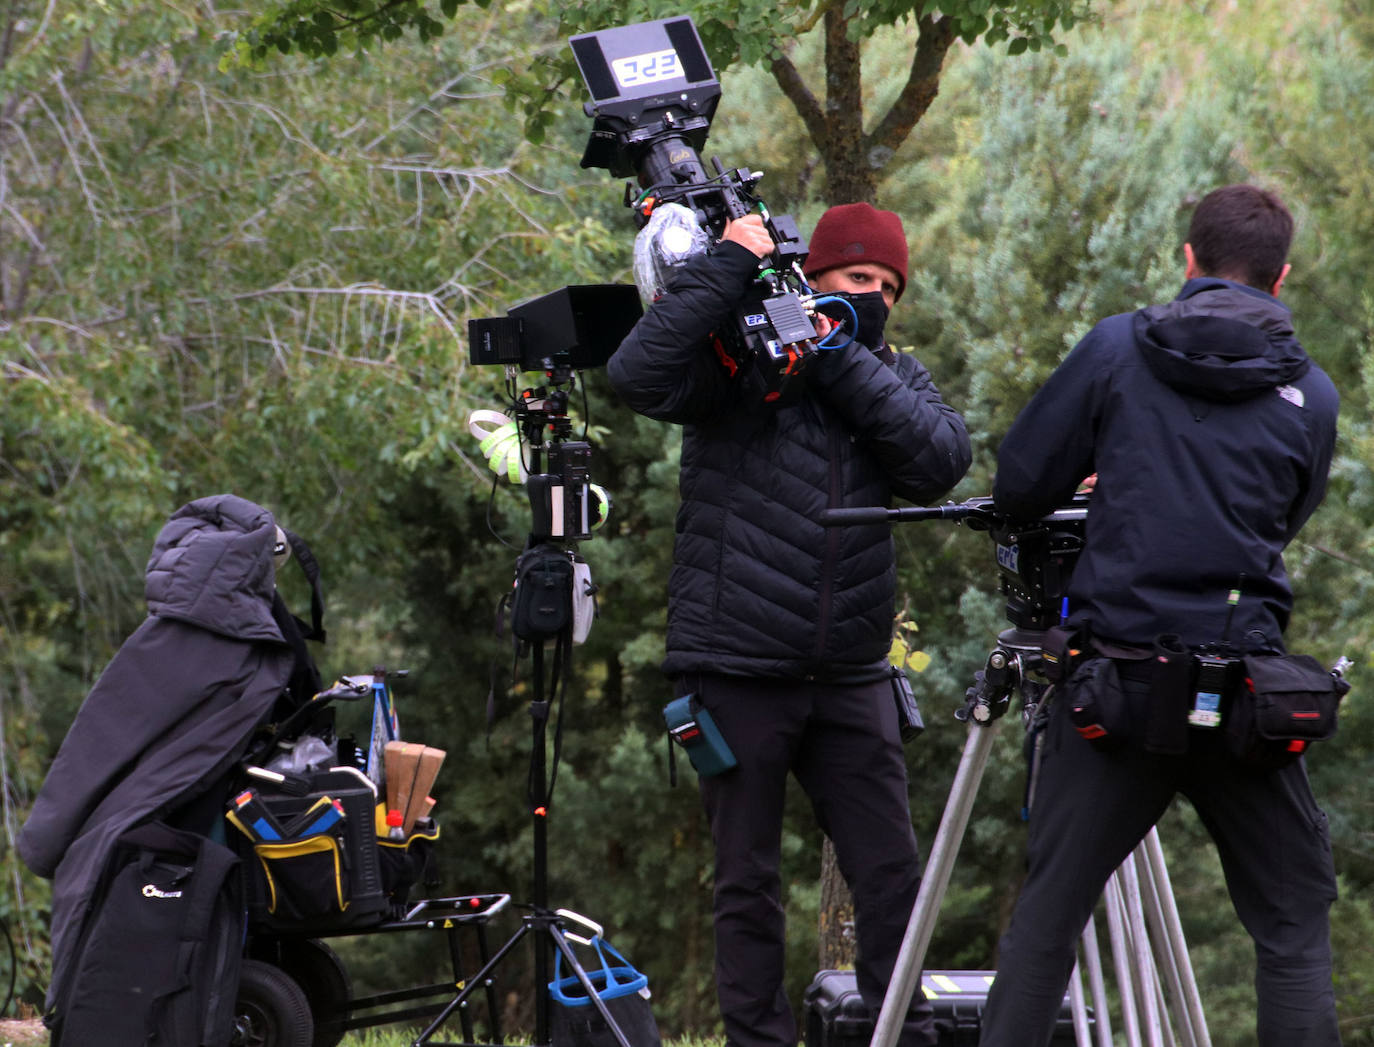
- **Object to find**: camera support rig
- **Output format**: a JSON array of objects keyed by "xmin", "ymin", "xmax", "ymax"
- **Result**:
[{"xmin": 819, "ymin": 496, "xmax": 1212, "ymax": 1047}]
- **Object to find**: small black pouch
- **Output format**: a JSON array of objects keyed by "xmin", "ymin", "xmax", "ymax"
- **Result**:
[
  {"xmin": 1226, "ymin": 654, "xmax": 1349, "ymax": 769},
  {"xmin": 1144, "ymin": 634, "xmax": 1192, "ymax": 756},
  {"xmin": 511, "ymin": 547, "xmax": 574, "ymax": 642},
  {"xmin": 890, "ymin": 666, "xmax": 924, "ymax": 743},
  {"xmin": 1039, "ymin": 625, "xmax": 1083, "ymax": 685},
  {"xmin": 1063, "ymin": 657, "xmax": 1129, "ymax": 751}
]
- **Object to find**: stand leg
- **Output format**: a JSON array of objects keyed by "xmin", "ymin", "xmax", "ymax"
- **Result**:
[
  {"xmin": 1142, "ymin": 829, "xmax": 1212, "ymax": 1047},
  {"xmin": 1067, "ymin": 961, "xmax": 1092, "ymax": 1047},
  {"xmin": 414, "ymin": 923, "xmax": 532, "ymax": 1046},
  {"xmin": 1103, "ymin": 875, "xmax": 1144, "ymax": 1047},
  {"xmin": 1079, "ymin": 914, "xmax": 1114, "ymax": 1047},
  {"xmin": 870, "ymin": 720, "xmax": 1000, "ymax": 1047},
  {"xmin": 1118, "ymin": 857, "xmax": 1166, "ymax": 1047}
]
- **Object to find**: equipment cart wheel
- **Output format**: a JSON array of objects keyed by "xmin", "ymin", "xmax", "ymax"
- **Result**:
[
  {"xmin": 273, "ymin": 939, "xmax": 352, "ymax": 1047},
  {"xmin": 233, "ymin": 959, "xmax": 315, "ymax": 1047}
]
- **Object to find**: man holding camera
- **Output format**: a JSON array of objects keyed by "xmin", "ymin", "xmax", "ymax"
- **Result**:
[
  {"xmin": 980, "ymin": 184, "xmax": 1342, "ymax": 1046},
  {"xmin": 608, "ymin": 202, "xmax": 970, "ymax": 1047}
]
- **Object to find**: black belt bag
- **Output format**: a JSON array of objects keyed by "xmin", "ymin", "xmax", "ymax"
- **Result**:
[{"xmin": 1226, "ymin": 654, "xmax": 1350, "ymax": 769}]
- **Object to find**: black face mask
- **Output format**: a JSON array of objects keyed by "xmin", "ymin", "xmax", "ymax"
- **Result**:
[{"xmin": 818, "ymin": 291, "xmax": 890, "ymax": 351}]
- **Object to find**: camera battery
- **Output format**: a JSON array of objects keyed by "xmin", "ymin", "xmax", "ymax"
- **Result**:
[{"xmin": 1189, "ymin": 655, "xmax": 1232, "ymax": 729}]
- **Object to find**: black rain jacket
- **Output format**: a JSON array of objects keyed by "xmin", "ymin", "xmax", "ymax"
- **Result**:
[
  {"xmin": 994, "ymin": 278, "xmax": 1339, "ymax": 651},
  {"xmin": 18, "ymin": 494, "xmax": 297, "ymax": 1009},
  {"xmin": 608, "ymin": 242, "xmax": 971, "ymax": 681}
]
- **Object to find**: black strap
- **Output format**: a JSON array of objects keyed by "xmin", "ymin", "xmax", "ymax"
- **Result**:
[{"xmin": 281, "ymin": 527, "xmax": 325, "ymax": 642}]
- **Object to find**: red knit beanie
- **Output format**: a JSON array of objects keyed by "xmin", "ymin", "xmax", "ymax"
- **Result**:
[{"xmin": 803, "ymin": 202, "xmax": 909, "ymax": 301}]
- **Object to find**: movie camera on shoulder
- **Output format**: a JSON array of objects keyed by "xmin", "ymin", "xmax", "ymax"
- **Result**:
[{"xmin": 570, "ymin": 17, "xmax": 828, "ymax": 406}]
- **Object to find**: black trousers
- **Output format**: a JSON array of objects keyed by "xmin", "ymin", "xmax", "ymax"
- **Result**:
[
  {"xmin": 979, "ymin": 674, "xmax": 1340, "ymax": 1047},
  {"xmin": 689, "ymin": 673, "xmax": 936, "ymax": 1047}
]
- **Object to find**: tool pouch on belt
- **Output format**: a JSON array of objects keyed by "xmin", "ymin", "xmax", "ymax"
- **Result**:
[
  {"xmin": 1226, "ymin": 654, "xmax": 1349, "ymax": 770},
  {"xmin": 1063, "ymin": 657, "xmax": 1129, "ymax": 751},
  {"xmin": 1144, "ymin": 634, "xmax": 1192, "ymax": 756},
  {"xmin": 1040, "ymin": 626, "xmax": 1084, "ymax": 685}
]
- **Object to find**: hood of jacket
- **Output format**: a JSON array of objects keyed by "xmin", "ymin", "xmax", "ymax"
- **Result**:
[
  {"xmin": 1132, "ymin": 277, "xmax": 1311, "ymax": 402},
  {"xmin": 144, "ymin": 493, "xmax": 286, "ymax": 643}
]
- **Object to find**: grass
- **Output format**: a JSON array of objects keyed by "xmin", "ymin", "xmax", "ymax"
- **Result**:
[{"xmin": 339, "ymin": 1033, "xmax": 724, "ymax": 1047}]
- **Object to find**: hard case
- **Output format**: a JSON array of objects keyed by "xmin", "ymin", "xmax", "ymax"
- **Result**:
[{"xmin": 803, "ymin": 968, "xmax": 1086, "ymax": 1047}]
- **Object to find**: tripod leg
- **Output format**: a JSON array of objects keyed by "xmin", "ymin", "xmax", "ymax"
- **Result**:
[
  {"xmin": 413, "ymin": 922, "xmax": 532, "ymax": 1046},
  {"xmin": 1067, "ymin": 960, "xmax": 1092, "ymax": 1047},
  {"xmin": 1118, "ymin": 855, "xmax": 1167, "ymax": 1047},
  {"xmin": 870, "ymin": 720, "xmax": 1000, "ymax": 1047},
  {"xmin": 1132, "ymin": 845, "xmax": 1195, "ymax": 1047},
  {"xmin": 1103, "ymin": 873, "xmax": 1145, "ymax": 1047},
  {"xmin": 1079, "ymin": 913, "xmax": 1114, "ymax": 1047},
  {"xmin": 1142, "ymin": 828, "xmax": 1212, "ymax": 1047}
]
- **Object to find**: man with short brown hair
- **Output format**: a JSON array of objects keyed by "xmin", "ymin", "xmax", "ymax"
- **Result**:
[{"xmin": 980, "ymin": 184, "xmax": 1341, "ymax": 1046}]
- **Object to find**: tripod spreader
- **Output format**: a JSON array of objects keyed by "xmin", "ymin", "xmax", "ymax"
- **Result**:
[{"xmin": 958, "ymin": 647, "xmax": 1023, "ymax": 725}]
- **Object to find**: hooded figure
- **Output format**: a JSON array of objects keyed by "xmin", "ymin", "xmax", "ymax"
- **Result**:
[
  {"xmin": 19, "ymin": 494, "xmax": 306, "ymax": 1012},
  {"xmin": 994, "ymin": 275, "xmax": 1337, "ymax": 651}
]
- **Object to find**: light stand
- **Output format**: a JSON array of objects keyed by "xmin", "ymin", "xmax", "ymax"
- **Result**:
[{"xmin": 412, "ymin": 368, "xmax": 634, "ymax": 1047}]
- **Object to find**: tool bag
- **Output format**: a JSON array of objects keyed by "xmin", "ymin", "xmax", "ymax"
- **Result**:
[
  {"xmin": 548, "ymin": 936, "xmax": 662, "ymax": 1047},
  {"xmin": 1226, "ymin": 653, "xmax": 1350, "ymax": 769},
  {"xmin": 51, "ymin": 822, "xmax": 243, "ymax": 1047},
  {"xmin": 231, "ymin": 767, "xmax": 391, "ymax": 932}
]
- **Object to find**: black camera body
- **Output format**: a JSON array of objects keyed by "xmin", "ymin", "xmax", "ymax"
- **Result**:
[
  {"xmin": 973, "ymin": 496, "xmax": 1090, "ymax": 632},
  {"xmin": 570, "ymin": 17, "xmax": 820, "ymax": 405}
]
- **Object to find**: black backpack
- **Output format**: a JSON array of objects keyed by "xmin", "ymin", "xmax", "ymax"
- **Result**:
[{"xmin": 51, "ymin": 822, "xmax": 243, "ymax": 1047}]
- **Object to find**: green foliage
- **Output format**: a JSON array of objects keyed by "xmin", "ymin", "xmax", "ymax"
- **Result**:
[{"xmin": 8, "ymin": 0, "xmax": 1374, "ymax": 1038}]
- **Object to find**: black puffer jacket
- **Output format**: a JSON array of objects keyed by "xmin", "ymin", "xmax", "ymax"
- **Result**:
[
  {"xmin": 19, "ymin": 494, "xmax": 297, "ymax": 1009},
  {"xmin": 608, "ymin": 242, "xmax": 971, "ymax": 681},
  {"xmin": 994, "ymin": 278, "xmax": 1339, "ymax": 651}
]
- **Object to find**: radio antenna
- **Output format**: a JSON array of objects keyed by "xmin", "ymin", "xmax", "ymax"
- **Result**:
[{"xmin": 1222, "ymin": 573, "xmax": 1245, "ymax": 643}]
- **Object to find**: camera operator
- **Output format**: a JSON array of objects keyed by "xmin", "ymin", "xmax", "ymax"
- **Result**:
[
  {"xmin": 608, "ymin": 202, "xmax": 971, "ymax": 1047},
  {"xmin": 979, "ymin": 185, "xmax": 1342, "ymax": 1047}
]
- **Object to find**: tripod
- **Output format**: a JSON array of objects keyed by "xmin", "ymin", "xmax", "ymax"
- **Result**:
[{"xmin": 869, "ymin": 628, "xmax": 1211, "ymax": 1047}]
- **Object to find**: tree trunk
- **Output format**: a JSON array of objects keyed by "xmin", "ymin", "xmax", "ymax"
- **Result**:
[
  {"xmin": 767, "ymin": 3, "xmax": 961, "ymax": 976},
  {"xmin": 818, "ymin": 836, "xmax": 856, "ymax": 969},
  {"xmin": 818, "ymin": 7, "xmax": 873, "ymax": 204}
]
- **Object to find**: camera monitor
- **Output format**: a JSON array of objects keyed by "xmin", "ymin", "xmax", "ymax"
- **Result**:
[
  {"xmin": 468, "ymin": 284, "xmax": 643, "ymax": 371},
  {"xmin": 570, "ymin": 18, "xmax": 721, "ymax": 177}
]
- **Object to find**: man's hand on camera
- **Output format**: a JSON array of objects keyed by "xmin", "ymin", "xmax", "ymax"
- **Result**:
[{"xmin": 722, "ymin": 214, "xmax": 774, "ymax": 259}]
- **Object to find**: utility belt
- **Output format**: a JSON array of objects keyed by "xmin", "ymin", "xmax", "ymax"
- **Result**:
[{"xmin": 1042, "ymin": 627, "xmax": 1351, "ymax": 769}]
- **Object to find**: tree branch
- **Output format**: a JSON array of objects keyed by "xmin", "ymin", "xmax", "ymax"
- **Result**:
[
  {"xmin": 866, "ymin": 14, "xmax": 957, "ymax": 159},
  {"xmin": 768, "ymin": 50, "xmax": 825, "ymax": 154}
]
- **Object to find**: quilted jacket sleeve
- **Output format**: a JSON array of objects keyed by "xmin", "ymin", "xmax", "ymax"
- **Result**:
[
  {"xmin": 606, "ymin": 242, "xmax": 761, "ymax": 424},
  {"xmin": 808, "ymin": 343, "xmax": 972, "ymax": 505}
]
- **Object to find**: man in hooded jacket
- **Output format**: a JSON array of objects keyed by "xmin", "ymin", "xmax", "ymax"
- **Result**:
[
  {"xmin": 609, "ymin": 203, "xmax": 971, "ymax": 1047},
  {"xmin": 979, "ymin": 185, "xmax": 1341, "ymax": 1046}
]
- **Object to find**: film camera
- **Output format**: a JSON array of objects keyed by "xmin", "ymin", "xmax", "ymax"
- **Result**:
[
  {"xmin": 467, "ymin": 284, "xmax": 641, "ymax": 542},
  {"xmin": 821, "ymin": 495, "xmax": 1089, "ymax": 724},
  {"xmin": 570, "ymin": 17, "xmax": 826, "ymax": 405},
  {"xmin": 820, "ymin": 494, "xmax": 1090, "ymax": 637}
]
